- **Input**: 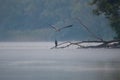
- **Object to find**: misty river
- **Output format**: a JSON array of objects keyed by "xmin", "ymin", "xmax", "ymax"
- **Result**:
[{"xmin": 0, "ymin": 42, "xmax": 120, "ymax": 80}]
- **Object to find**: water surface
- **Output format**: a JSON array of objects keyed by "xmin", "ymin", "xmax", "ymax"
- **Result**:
[{"xmin": 0, "ymin": 42, "xmax": 120, "ymax": 80}]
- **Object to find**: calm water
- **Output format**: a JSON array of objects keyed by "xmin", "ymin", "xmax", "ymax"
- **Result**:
[{"xmin": 0, "ymin": 42, "xmax": 120, "ymax": 80}]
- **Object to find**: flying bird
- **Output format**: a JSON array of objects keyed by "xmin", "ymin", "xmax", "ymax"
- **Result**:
[{"xmin": 50, "ymin": 24, "xmax": 73, "ymax": 32}]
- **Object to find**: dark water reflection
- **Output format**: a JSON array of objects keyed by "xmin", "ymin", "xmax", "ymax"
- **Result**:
[{"xmin": 0, "ymin": 49, "xmax": 120, "ymax": 80}]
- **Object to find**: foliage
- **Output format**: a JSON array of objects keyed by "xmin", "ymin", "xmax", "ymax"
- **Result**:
[{"xmin": 91, "ymin": 0, "xmax": 120, "ymax": 39}]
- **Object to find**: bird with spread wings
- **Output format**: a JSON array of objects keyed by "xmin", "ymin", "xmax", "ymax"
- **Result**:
[{"xmin": 50, "ymin": 24, "xmax": 73, "ymax": 32}]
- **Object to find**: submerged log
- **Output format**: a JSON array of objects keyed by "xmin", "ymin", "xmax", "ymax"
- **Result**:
[
  {"xmin": 51, "ymin": 18, "xmax": 120, "ymax": 49},
  {"xmin": 51, "ymin": 39, "xmax": 120, "ymax": 49}
]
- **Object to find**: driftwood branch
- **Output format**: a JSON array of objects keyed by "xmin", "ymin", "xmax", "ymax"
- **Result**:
[
  {"xmin": 51, "ymin": 39, "xmax": 120, "ymax": 49},
  {"xmin": 51, "ymin": 18, "xmax": 120, "ymax": 49},
  {"xmin": 76, "ymin": 18, "xmax": 103, "ymax": 41}
]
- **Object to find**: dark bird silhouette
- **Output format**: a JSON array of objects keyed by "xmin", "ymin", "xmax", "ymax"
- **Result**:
[
  {"xmin": 50, "ymin": 24, "xmax": 73, "ymax": 32},
  {"xmin": 55, "ymin": 39, "xmax": 58, "ymax": 47}
]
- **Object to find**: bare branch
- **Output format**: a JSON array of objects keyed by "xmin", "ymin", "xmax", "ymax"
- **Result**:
[
  {"xmin": 51, "ymin": 40, "xmax": 120, "ymax": 49},
  {"xmin": 76, "ymin": 18, "xmax": 103, "ymax": 41}
]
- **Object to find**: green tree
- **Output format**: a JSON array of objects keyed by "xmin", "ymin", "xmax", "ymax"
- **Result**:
[{"xmin": 91, "ymin": 0, "xmax": 120, "ymax": 39}]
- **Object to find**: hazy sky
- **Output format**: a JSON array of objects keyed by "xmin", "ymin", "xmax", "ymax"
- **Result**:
[{"xmin": 0, "ymin": 0, "xmax": 115, "ymax": 41}]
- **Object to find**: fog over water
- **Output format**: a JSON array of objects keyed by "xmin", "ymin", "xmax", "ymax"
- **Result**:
[
  {"xmin": 0, "ymin": 42, "xmax": 120, "ymax": 80},
  {"xmin": 0, "ymin": 0, "xmax": 115, "ymax": 41}
]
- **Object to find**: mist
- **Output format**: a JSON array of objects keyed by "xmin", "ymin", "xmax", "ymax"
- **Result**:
[{"xmin": 0, "ymin": 0, "xmax": 115, "ymax": 41}]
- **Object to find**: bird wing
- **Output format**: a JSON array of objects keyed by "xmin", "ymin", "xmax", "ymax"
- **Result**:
[
  {"xmin": 59, "ymin": 24, "xmax": 73, "ymax": 30},
  {"xmin": 50, "ymin": 25, "xmax": 58, "ymax": 31}
]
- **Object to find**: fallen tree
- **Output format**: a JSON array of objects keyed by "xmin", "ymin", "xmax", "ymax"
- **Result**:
[
  {"xmin": 51, "ymin": 39, "xmax": 120, "ymax": 49},
  {"xmin": 51, "ymin": 18, "xmax": 120, "ymax": 49}
]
